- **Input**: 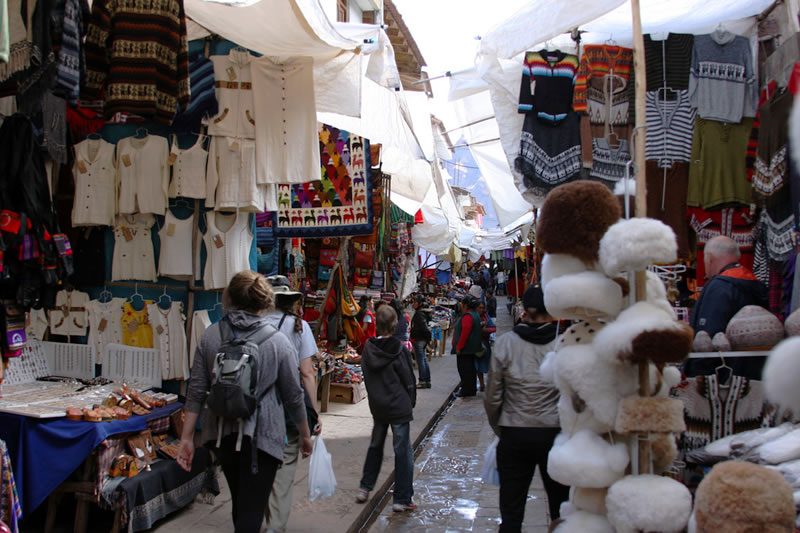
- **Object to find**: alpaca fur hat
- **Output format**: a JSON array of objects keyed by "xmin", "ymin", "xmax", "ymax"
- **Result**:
[
  {"xmin": 537, "ymin": 180, "xmax": 621, "ymax": 264},
  {"xmin": 544, "ymin": 271, "xmax": 624, "ymax": 320},
  {"xmin": 541, "ymin": 253, "xmax": 591, "ymax": 288},
  {"xmin": 615, "ymin": 396, "xmax": 686, "ymax": 434},
  {"xmin": 763, "ymin": 338, "xmax": 800, "ymax": 414},
  {"xmin": 693, "ymin": 461, "xmax": 795, "ymax": 533},
  {"xmin": 598, "ymin": 217, "xmax": 678, "ymax": 277},
  {"xmin": 606, "ymin": 475, "xmax": 692, "ymax": 533},
  {"xmin": 548, "ymin": 430, "xmax": 629, "ymax": 488}
]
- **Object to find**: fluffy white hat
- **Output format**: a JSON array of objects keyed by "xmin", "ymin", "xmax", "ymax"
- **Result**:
[
  {"xmin": 606, "ymin": 475, "xmax": 692, "ymax": 533},
  {"xmin": 548, "ymin": 430, "xmax": 629, "ymax": 488},
  {"xmin": 544, "ymin": 271, "xmax": 624, "ymax": 320},
  {"xmin": 598, "ymin": 218, "xmax": 677, "ymax": 277},
  {"xmin": 552, "ymin": 510, "xmax": 615, "ymax": 533},
  {"xmin": 763, "ymin": 338, "xmax": 800, "ymax": 414},
  {"xmin": 541, "ymin": 253, "xmax": 591, "ymax": 289}
]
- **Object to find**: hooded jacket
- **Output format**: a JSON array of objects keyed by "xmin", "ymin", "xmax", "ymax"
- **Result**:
[
  {"xmin": 361, "ymin": 336, "xmax": 416, "ymax": 424},
  {"xmin": 410, "ymin": 307, "xmax": 432, "ymax": 342},
  {"xmin": 690, "ymin": 264, "xmax": 768, "ymax": 336}
]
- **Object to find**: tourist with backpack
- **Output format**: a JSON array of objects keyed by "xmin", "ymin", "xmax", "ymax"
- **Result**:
[{"xmin": 177, "ymin": 271, "xmax": 313, "ymax": 533}]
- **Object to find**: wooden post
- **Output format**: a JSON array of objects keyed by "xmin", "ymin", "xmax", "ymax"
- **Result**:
[{"xmin": 631, "ymin": 0, "xmax": 650, "ymax": 475}]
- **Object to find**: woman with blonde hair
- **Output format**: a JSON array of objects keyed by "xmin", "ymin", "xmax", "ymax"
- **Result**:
[{"xmin": 177, "ymin": 270, "xmax": 312, "ymax": 533}]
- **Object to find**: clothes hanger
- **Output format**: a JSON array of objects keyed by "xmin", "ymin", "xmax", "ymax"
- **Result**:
[
  {"xmin": 605, "ymin": 34, "xmax": 618, "ymax": 48},
  {"xmin": 715, "ymin": 353, "xmax": 733, "ymax": 389},
  {"xmin": 158, "ymin": 286, "xmax": 172, "ymax": 310},
  {"xmin": 134, "ymin": 127, "xmax": 149, "ymax": 139},
  {"xmin": 87, "ymin": 132, "xmax": 102, "ymax": 140},
  {"xmin": 99, "ymin": 285, "xmax": 113, "ymax": 303},
  {"xmin": 128, "ymin": 283, "xmax": 145, "ymax": 311}
]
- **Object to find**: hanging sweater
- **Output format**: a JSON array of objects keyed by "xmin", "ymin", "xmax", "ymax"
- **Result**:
[
  {"xmin": 689, "ymin": 30, "xmax": 757, "ymax": 123},
  {"xmin": 643, "ymin": 33, "xmax": 694, "ymax": 90},
  {"xmin": 518, "ymin": 49, "xmax": 579, "ymax": 123},
  {"xmin": 573, "ymin": 44, "xmax": 633, "ymax": 119},
  {"xmin": 83, "ymin": 0, "xmax": 190, "ymax": 124}
]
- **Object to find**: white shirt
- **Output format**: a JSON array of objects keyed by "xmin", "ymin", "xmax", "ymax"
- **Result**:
[
  {"xmin": 49, "ymin": 290, "xmax": 90, "ymax": 336},
  {"xmin": 205, "ymin": 136, "xmax": 265, "ymax": 212},
  {"xmin": 117, "ymin": 135, "xmax": 169, "ymax": 215},
  {"xmin": 148, "ymin": 301, "xmax": 189, "ymax": 380},
  {"xmin": 203, "ymin": 211, "xmax": 253, "ymax": 289},
  {"xmin": 206, "ymin": 49, "xmax": 255, "ymax": 139},
  {"xmin": 112, "ymin": 214, "xmax": 157, "ymax": 281},
  {"xmin": 72, "ymin": 138, "xmax": 116, "ymax": 226},
  {"xmin": 158, "ymin": 210, "xmax": 194, "ymax": 278},
  {"xmin": 86, "ymin": 298, "xmax": 125, "ymax": 365},
  {"xmin": 264, "ymin": 310, "xmax": 317, "ymax": 366},
  {"xmin": 189, "ymin": 310, "xmax": 212, "ymax": 367},
  {"xmin": 26, "ymin": 308, "xmax": 49, "ymax": 340},
  {"xmin": 169, "ymin": 135, "xmax": 208, "ymax": 199},
  {"xmin": 251, "ymin": 56, "xmax": 320, "ymax": 184},
  {"xmin": 496, "ymin": 272, "xmax": 505, "ymax": 284}
]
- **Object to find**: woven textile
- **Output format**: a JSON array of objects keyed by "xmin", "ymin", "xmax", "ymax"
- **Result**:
[{"xmin": 0, "ymin": 439, "xmax": 21, "ymax": 533}]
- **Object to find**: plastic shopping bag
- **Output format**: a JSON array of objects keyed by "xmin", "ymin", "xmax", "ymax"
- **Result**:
[
  {"xmin": 308, "ymin": 436, "xmax": 337, "ymax": 501},
  {"xmin": 481, "ymin": 437, "xmax": 500, "ymax": 486}
]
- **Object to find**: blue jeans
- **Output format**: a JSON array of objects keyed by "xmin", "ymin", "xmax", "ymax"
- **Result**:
[
  {"xmin": 359, "ymin": 421, "xmax": 414, "ymax": 504},
  {"xmin": 413, "ymin": 340, "xmax": 431, "ymax": 383}
]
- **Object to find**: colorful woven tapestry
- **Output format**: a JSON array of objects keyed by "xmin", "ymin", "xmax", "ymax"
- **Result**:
[{"xmin": 274, "ymin": 124, "xmax": 373, "ymax": 237}]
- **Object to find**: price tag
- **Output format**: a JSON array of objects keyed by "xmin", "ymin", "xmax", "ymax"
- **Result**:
[
  {"xmin": 122, "ymin": 227, "xmax": 134, "ymax": 242},
  {"xmin": 168, "ymin": 153, "xmax": 177, "ymax": 165},
  {"xmin": 226, "ymin": 66, "xmax": 237, "ymax": 81},
  {"xmin": 98, "ymin": 318, "xmax": 108, "ymax": 332},
  {"xmin": 122, "ymin": 154, "xmax": 132, "ymax": 167},
  {"xmin": 77, "ymin": 160, "xmax": 88, "ymax": 173},
  {"xmin": 214, "ymin": 235, "xmax": 224, "ymax": 248},
  {"xmin": 156, "ymin": 325, "xmax": 164, "ymax": 335},
  {"xmin": 167, "ymin": 223, "xmax": 175, "ymax": 236}
]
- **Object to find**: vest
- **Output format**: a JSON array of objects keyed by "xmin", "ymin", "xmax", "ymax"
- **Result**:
[{"xmin": 452, "ymin": 310, "xmax": 483, "ymax": 355}]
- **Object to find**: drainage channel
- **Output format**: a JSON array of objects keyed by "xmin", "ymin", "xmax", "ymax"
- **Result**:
[{"xmin": 353, "ymin": 391, "xmax": 459, "ymax": 533}]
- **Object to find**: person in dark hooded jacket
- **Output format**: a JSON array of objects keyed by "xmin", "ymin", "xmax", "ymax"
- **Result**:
[
  {"xmin": 690, "ymin": 236, "xmax": 768, "ymax": 336},
  {"xmin": 355, "ymin": 304, "xmax": 417, "ymax": 512}
]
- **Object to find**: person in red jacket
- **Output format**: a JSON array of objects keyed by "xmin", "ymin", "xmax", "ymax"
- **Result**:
[
  {"xmin": 357, "ymin": 295, "xmax": 377, "ymax": 339},
  {"xmin": 451, "ymin": 296, "xmax": 483, "ymax": 397}
]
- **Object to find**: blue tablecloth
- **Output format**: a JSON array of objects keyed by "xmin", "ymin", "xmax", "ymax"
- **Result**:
[{"xmin": 0, "ymin": 402, "xmax": 182, "ymax": 518}]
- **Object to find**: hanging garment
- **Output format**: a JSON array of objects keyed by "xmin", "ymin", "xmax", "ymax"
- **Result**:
[
  {"xmin": 86, "ymin": 297, "xmax": 124, "ymax": 365},
  {"xmin": 0, "ymin": 0, "xmax": 33, "ymax": 82},
  {"xmin": 643, "ymin": 33, "xmax": 694, "ymax": 90},
  {"xmin": 54, "ymin": 0, "xmax": 84, "ymax": 104},
  {"xmin": 157, "ymin": 209, "xmax": 194, "ymax": 278},
  {"xmin": 147, "ymin": 301, "xmax": 188, "ymax": 380},
  {"xmin": 117, "ymin": 135, "xmax": 169, "ymax": 215},
  {"xmin": 753, "ymin": 89, "xmax": 794, "ymax": 211},
  {"xmin": 0, "ymin": 438, "xmax": 22, "ymax": 533},
  {"xmin": 251, "ymin": 56, "xmax": 320, "ymax": 184},
  {"xmin": 644, "ymin": 89, "xmax": 696, "ymax": 167},
  {"xmin": 49, "ymin": 290, "xmax": 89, "ymax": 336},
  {"xmin": 71, "ymin": 138, "xmax": 116, "ymax": 226},
  {"xmin": 202, "ymin": 211, "xmax": 253, "ymax": 290},
  {"xmin": 189, "ymin": 309, "xmax": 211, "ymax": 367},
  {"xmin": 83, "ymin": 0, "xmax": 189, "ymax": 123},
  {"xmin": 687, "ymin": 117, "xmax": 754, "ymax": 210},
  {"xmin": 205, "ymin": 48, "xmax": 255, "ymax": 139},
  {"xmin": 689, "ymin": 30, "xmax": 757, "ymax": 123},
  {"xmin": 588, "ymin": 138, "xmax": 631, "ymax": 187},
  {"xmin": 121, "ymin": 300, "xmax": 154, "ymax": 348},
  {"xmin": 753, "ymin": 210, "xmax": 795, "ymax": 272},
  {"xmin": 205, "ymin": 136, "xmax": 265, "ymax": 212},
  {"xmin": 515, "ymin": 111, "xmax": 581, "ymax": 200},
  {"xmin": 171, "ymin": 50, "xmax": 219, "ymax": 132},
  {"xmin": 645, "ymin": 161, "xmax": 690, "ymax": 257},
  {"xmin": 112, "ymin": 214, "xmax": 157, "ymax": 282},
  {"xmin": 687, "ymin": 206, "xmax": 755, "ymax": 285},
  {"xmin": 764, "ymin": 33, "xmax": 800, "ymax": 90},
  {"xmin": 168, "ymin": 135, "xmax": 208, "ymax": 199},
  {"xmin": 517, "ymin": 49, "xmax": 579, "ymax": 123},
  {"xmin": 26, "ymin": 308, "xmax": 49, "ymax": 340}
]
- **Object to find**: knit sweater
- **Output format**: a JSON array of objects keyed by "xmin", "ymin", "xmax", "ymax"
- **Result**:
[
  {"xmin": 518, "ymin": 49, "xmax": 579, "ymax": 123},
  {"xmin": 644, "ymin": 33, "xmax": 694, "ymax": 90},
  {"xmin": 84, "ymin": 0, "xmax": 190, "ymax": 124},
  {"xmin": 573, "ymin": 44, "xmax": 633, "ymax": 117},
  {"xmin": 689, "ymin": 30, "xmax": 757, "ymax": 123}
]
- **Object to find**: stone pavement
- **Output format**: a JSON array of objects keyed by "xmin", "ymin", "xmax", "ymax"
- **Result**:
[{"xmin": 366, "ymin": 296, "xmax": 552, "ymax": 533}]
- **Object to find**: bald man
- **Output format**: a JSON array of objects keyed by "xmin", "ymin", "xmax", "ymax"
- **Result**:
[{"xmin": 690, "ymin": 236, "xmax": 767, "ymax": 336}]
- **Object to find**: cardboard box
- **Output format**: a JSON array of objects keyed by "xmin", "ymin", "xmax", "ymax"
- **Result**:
[{"xmin": 329, "ymin": 381, "xmax": 367, "ymax": 404}]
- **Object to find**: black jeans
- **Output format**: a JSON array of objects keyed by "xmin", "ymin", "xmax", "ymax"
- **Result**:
[
  {"xmin": 456, "ymin": 353, "xmax": 477, "ymax": 396},
  {"xmin": 214, "ymin": 434, "xmax": 281, "ymax": 533},
  {"xmin": 496, "ymin": 427, "xmax": 569, "ymax": 532}
]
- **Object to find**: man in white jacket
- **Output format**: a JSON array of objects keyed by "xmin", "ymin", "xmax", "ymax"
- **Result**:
[{"xmin": 484, "ymin": 284, "xmax": 569, "ymax": 532}]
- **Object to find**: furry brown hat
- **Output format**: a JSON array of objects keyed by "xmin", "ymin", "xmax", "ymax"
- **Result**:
[
  {"xmin": 694, "ymin": 461, "xmax": 795, "ymax": 533},
  {"xmin": 537, "ymin": 180, "xmax": 622, "ymax": 264}
]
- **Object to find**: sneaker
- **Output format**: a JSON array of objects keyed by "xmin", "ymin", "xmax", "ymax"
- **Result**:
[
  {"xmin": 355, "ymin": 489, "xmax": 369, "ymax": 503},
  {"xmin": 392, "ymin": 501, "xmax": 417, "ymax": 512},
  {"xmin": 416, "ymin": 382, "xmax": 427, "ymax": 389},
  {"xmin": 425, "ymin": 382, "xmax": 432, "ymax": 389}
]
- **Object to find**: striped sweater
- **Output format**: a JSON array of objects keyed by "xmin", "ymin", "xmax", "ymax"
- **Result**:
[
  {"xmin": 518, "ymin": 49, "xmax": 579, "ymax": 123},
  {"xmin": 573, "ymin": 45, "xmax": 633, "ymax": 115},
  {"xmin": 83, "ymin": 0, "xmax": 190, "ymax": 124},
  {"xmin": 645, "ymin": 89, "xmax": 695, "ymax": 166}
]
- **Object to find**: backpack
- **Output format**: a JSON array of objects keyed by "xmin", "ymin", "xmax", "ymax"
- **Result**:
[{"xmin": 206, "ymin": 318, "xmax": 278, "ymax": 471}]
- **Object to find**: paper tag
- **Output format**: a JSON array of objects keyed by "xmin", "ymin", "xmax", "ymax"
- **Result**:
[
  {"xmin": 167, "ymin": 223, "xmax": 175, "ymax": 236},
  {"xmin": 122, "ymin": 154, "xmax": 132, "ymax": 167},
  {"xmin": 127, "ymin": 321, "xmax": 139, "ymax": 334},
  {"xmin": 98, "ymin": 318, "xmax": 108, "ymax": 332},
  {"xmin": 226, "ymin": 66, "xmax": 237, "ymax": 81},
  {"xmin": 77, "ymin": 160, "xmax": 88, "ymax": 173},
  {"xmin": 156, "ymin": 325, "xmax": 164, "ymax": 335},
  {"xmin": 214, "ymin": 235, "xmax": 224, "ymax": 248},
  {"xmin": 230, "ymin": 140, "xmax": 240, "ymax": 152},
  {"xmin": 122, "ymin": 227, "xmax": 134, "ymax": 242},
  {"xmin": 168, "ymin": 153, "xmax": 177, "ymax": 165}
]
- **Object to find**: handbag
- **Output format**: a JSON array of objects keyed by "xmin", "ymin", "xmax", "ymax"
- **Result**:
[
  {"xmin": 353, "ymin": 268, "xmax": 370, "ymax": 287},
  {"xmin": 319, "ymin": 248, "xmax": 337, "ymax": 267},
  {"xmin": 353, "ymin": 249, "xmax": 374, "ymax": 269},
  {"xmin": 369, "ymin": 270, "xmax": 384, "ymax": 290}
]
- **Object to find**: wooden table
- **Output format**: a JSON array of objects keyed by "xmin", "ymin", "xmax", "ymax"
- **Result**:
[{"xmin": 316, "ymin": 366, "xmax": 334, "ymax": 413}]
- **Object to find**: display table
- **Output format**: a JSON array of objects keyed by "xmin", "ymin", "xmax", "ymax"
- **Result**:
[{"xmin": 0, "ymin": 403, "xmax": 182, "ymax": 519}]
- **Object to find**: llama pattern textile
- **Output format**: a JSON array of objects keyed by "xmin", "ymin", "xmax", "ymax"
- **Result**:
[{"xmin": 515, "ymin": 111, "xmax": 581, "ymax": 199}]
